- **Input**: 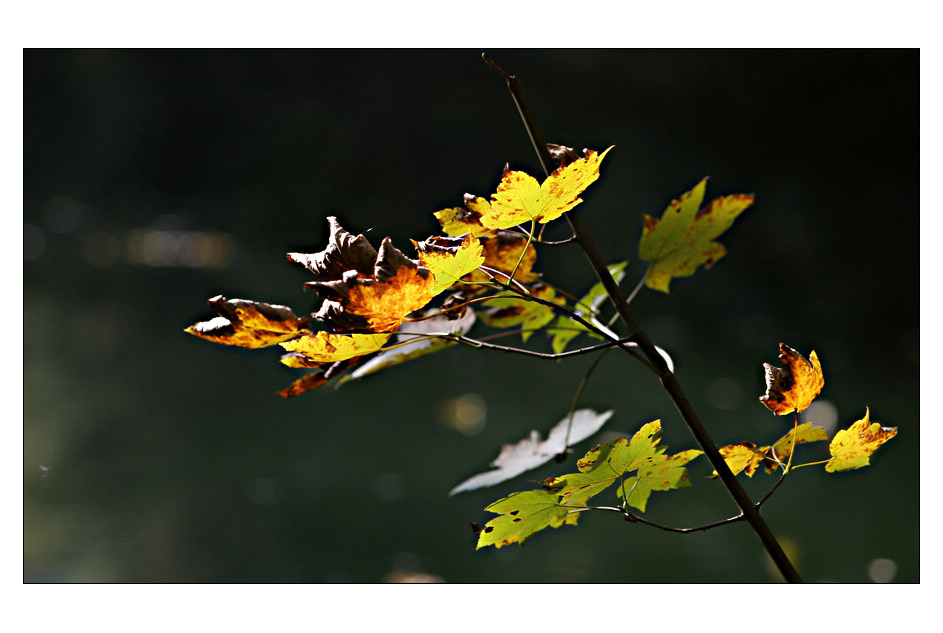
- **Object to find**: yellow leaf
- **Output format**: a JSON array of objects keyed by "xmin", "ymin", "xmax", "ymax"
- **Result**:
[
  {"xmin": 825, "ymin": 409, "xmax": 897, "ymax": 472},
  {"xmin": 759, "ymin": 343, "xmax": 825, "ymax": 415},
  {"xmin": 416, "ymin": 234, "xmax": 485, "ymax": 296},
  {"xmin": 434, "ymin": 196, "xmax": 499, "ymax": 238},
  {"xmin": 638, "ymin": 178, "xmax": 753, "ymax": 293},
  {"xmin": 480, "ymin": 146, "xmax": 613, "ymax": 229},
  {"xmin": 280, "ymin": 332, "xmax": 391, "ymax": 365},
  {"xmin": 717, "ymin": 442, "xmax": 766, "ymax": 477},
  {"xmin": 184, "ymin": 295, "xmax": 310, "ymax": 349}
]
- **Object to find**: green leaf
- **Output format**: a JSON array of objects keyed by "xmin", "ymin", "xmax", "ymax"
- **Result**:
[
  {"xmin": 638, "ymin": 178, "xmax": 753, "ymax": 293},
  {"xmin": 476, "ymin": 490, "xmax": 576, "ymax": 549},
  {"xmin": 616, "ymin": 447, "xmax": 702, "ymax": 512},
  {"xmin": 543, "ymin": 419, "xmax": 702, "ymax": 512}
]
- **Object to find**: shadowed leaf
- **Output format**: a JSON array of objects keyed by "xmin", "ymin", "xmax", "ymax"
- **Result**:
[{"xmin": 449, "ymin": 409, "xmax": 614, "ymax": 496}]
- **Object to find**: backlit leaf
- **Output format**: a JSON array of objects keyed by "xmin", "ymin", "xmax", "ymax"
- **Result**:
[
  {"xmin": 279, "ymin": 331, "xmax": 391, "ymax": 365},
  {"xmin": 715, "ymin": 423, "xmax": 828, "ymax": 477},
  {"xmin": 184, "ymin": 295, "xmax": 310, "ymax": 349},
  {"xmin": 764, "ymin": 422, "xmax": 829, "ymax": 471},
  {"xmin": 825, "ymin": 409, "xmax": 897, "ymax": 472},
  {"xmin": 638, "ymin": 178, "xmax": 753, "ymax": 293},
  {"xmin": 542, "ymin": 419, "xmax": 702, "ymax": 512},
  {"xmin": 415, "ymin": 234, "xmax": 485, "ymax": 296},
  {"xmin": 434, "ymin": 195, "xmax": 499, "ymax": 239},
  {"xmin": 293, "ymin": 218, "xmax": 438, "ymax": 333},
  {"xmin": 717, "ymin": 442, "xmax": 767, "ymax": 478},
  {"xmin": 449, "ymin": 409, "xmax": 614, "ymax": 496},
  {"xmin": 479, "ymin": 147, "xmax": 613, "ymax": 230},
  {"xmin": 759, "ymin": 343, "xmax": 825, "ymax": 415},
  {"xmin": 616, "ymin": 447, "xmax": 702, "ymax": 513},
  {"xmin": 475, "ymin": 490, "xmax": 576, "ymax": 549}
]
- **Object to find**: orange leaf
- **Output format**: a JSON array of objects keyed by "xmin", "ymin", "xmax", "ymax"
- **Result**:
[
  {"xmin": 342, "ymin": 264, "xmax": 436, "ymax": 333},
  {"xmin": 184, "ymin": 295, "xmax": 309, "ymax": 349},
  {"xmin": 759, "ymin": 343, "xmax": 824, "ymax": 415},
  {"xmin": 294, "ymin": 218, "xmax": 437, "ymax": 333}
]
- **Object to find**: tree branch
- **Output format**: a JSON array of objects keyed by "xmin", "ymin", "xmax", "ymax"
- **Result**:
[{"xmin": 483, "ymin": 52, "xmax": 802, "ymax": 583}]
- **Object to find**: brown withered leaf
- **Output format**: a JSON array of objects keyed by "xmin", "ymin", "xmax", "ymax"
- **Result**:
[
  {"xmin": 277, "ymin": 372, "xmax": 330, "ymax": 398},
  {"xmin": 184, "ymin": 295, "xmax": 310, "ymax": 349},
  {"xmin": 759, "ymin": 343, "xmax": 825, "ymax": 415},
  {"xmin": 287, "ymin": 216, "xmax": 377, "ymax": 280},
  {"xmin": 290, "ymin": 218, "xmax": 436, "ymax": 333}
]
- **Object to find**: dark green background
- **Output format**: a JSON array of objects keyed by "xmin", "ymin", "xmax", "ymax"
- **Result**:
[{"xmin": 24, "ymin": 49, "xmax": 918, "ymax": 583}]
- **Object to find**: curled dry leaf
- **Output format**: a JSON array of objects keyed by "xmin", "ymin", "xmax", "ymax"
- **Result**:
[
  {"xmin": 290, "ymin": 218, "xmax": 482, "ymax": 334},
  {"xmin": 184, "ymin": 295, "xmax": 310, "ymax": 349},
  {"xmin": 759, "ymin": 343, "xmax": 825, "ymax": 415}
]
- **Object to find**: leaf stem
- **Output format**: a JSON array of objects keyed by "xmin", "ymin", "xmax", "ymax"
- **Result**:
[{"xmin": 485, "ymin": 53, "xmax": 802, "ymax": 583}]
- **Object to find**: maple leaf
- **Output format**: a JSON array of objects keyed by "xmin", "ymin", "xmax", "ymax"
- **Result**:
[
  {"xmin": 716, "ymin": 423, "xmax": 829, "ymax": 477},
  {"xmin": 542, "ymin": 419, "xmax": 702, "ymax": 512},
  {"xmin": 759, "ymin": 343, "xmax": 825, "ymax": 415},
  {"xmin": 468, "ymin": 231, "xmax": 541, "ymax": 288},
  {"xmin": 279, "ymin": 331, "xmax": 391, "ymax": 365},
  {"xmin": 479, "ymin": 146, "xmax": 614, "ymax": 230},
  {"xmin": 291, "ymin": 218, "xmax": 482, "ymax": 334},
  {"xmin": 479, "ymin": 284, "xmax": 565, "ymax": 342},
  {"xmin": 475, "ymin": 490, "xmax": 576, "ymax": 549},
  {"xmin": 449, "ymin": 409, "xmax": 614, "ymax": 496},
  {"xmin": 825, "ymin": 409, "xmax": 897, "ymax": 473},
  {"xmin": 414, "ymin": 234, "xmax": 485, "ymax": 296},
  {"xmin": 342, "ymin": 310, "xmax": 476, "ymax": 383},
  {"xmin": 717, "ymin": 442, "xmax": 767, "ymax": 478},
  {"xmin": 434, "ymin": 195, "xmax": 500, "ymax": 239},
  {"xmin": 638, "ymin": 178, "xmax": 753, "ymax": 293},
  {"xmin": 184, "ymin": 295, "xmax": 310, "ymax": 349}
]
